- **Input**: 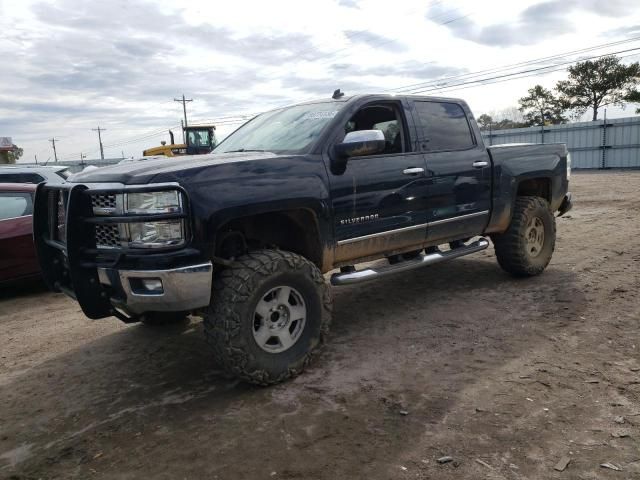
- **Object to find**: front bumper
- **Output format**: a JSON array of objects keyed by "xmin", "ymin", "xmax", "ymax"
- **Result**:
[
  {"xmin": 97, "ymin": 262, "xmax": 212, "ymax": 316},
  {"xmin": 557, "ymin": 192, "xmax": 573, "ymax": 217},
  {"xmin": 33, "ymin": 181, "xmax": 210, "ymax": 321}
]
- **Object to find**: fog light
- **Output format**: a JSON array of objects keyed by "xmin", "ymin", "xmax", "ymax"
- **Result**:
[{"xmin": 141, "ymin": 278, "xmax": 163, "ymax": 292}]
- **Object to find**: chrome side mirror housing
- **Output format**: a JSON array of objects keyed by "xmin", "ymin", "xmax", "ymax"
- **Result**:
[{"xmin": 331, "ymin": 130, "xmax": 386, "ymax": 174}]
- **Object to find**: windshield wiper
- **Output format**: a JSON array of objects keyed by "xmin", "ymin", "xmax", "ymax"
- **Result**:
[{"xmin": 223, "ymin": 149, "xmax": 266, "ymax": 153}]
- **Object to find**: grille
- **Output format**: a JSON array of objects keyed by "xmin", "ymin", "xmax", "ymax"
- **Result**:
[
  {"xmin": 91, "ymin": 193, "xmax": 117, "ymax": 215},
  {"xmin": 91, "ymin": 194, "xmax": 123, "ymax": 248},
  {"xmin": 95, "ymin": 224, "xmax": 122, "ymax": 248}
]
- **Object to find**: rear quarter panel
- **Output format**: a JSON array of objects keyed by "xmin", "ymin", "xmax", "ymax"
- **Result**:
[{"xmin": 486, "ymin": 143, "xmax": 569, "ymax": 233}]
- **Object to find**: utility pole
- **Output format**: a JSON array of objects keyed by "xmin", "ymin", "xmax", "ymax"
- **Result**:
[
  {"xmin": 34, "ymin": 154, "xmax": 38, "ymax": 164},
  {"xmin": 48, "ymin": 138, "xmax": 59, "ymax": 162},
  {"xmin": 91, "ymin": 126, "xmax": 107, "ymax": 160},
  {"xmin": 174, "ymin": 94, "xmax": 193, "ymax": 128}
]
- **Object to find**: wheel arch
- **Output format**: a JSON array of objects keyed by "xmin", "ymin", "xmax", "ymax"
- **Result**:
[
  {"xmin": 486, "ymin": 173, "xmax": 556, "ymax": 234},
  {"xmin": 210, "ymin": 205, "xmax": 332, "ymax": 270}
]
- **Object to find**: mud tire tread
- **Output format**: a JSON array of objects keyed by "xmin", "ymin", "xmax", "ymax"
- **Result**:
[
  {"xmin": 492, "ymin": 196, "xmax": 556, "ymax": 277},
  {"xmin": 203, "ymin": 250, "xmax": 332, "ymax": 386}
]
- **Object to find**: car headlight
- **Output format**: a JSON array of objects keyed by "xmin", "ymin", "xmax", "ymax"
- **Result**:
[
  {"xmin": 126, "ymin": 190, "xmax": 182, "ymax": 214},
  {"xmin": 125, "ymin": 190, "xmax": 185, "ymax": 248},
  {"xmin": 128, "ymin": 220, "xmax": 184, "ymax": 248},
  {"xmin": 566, "ymin": 153, "xmax": 571, "ymax": 179}
]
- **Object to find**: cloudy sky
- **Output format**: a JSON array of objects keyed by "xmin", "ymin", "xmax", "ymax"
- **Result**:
[{"xmin": 2, "ymin": 0, "xmax": 640, "ymax": 163}]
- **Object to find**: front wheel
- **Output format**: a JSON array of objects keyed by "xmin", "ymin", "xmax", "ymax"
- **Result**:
[
  {"xmin": 203, "ymin": 250, "xmax": 332, "ymax": 385},
  {"xmin": 492, "ymin": 196, "xmax": 556, "ymax": 277}
]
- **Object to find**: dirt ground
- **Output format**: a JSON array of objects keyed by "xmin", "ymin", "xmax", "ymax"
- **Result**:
[{"xmin": 1, "ymin": 171, "xmax": 639, "ymax": 480}]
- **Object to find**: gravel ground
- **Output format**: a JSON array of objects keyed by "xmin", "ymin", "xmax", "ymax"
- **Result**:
[{"xmin": 1, "ymin": 171, "xmax": 639, "ymax": 480}]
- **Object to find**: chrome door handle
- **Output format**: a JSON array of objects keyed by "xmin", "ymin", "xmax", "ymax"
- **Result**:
[
  {"xmin": 472, "ymin": 161, "xmax": 489, "ymax": 168},
  {"xmin": 403, "ymin": 167, "xmax": 424, "ymax": 175}
]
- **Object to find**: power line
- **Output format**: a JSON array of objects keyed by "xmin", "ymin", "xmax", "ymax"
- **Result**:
[
  {"xmin": 56, "ymin": 124, "xmax": 181, "ymax": 161},
  {"xmin": 389, "ymin": 34, "xmax": 640, "ymax": 94},
  {"xmin": 91, "ymin": 126, "xmax": 107, "ymax": 160},
  {"xmin": 405, "ymin": 46, "xmax": 640, "ymax": 95},
  {"xmin": 429, "ymin": 51, "xmax": 640, "ymax": 97}
]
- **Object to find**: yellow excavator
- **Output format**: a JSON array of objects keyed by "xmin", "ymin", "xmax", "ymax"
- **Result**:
[{"xmin": 143, "ymin": 125, "xmax": 217, "ymax": 157}]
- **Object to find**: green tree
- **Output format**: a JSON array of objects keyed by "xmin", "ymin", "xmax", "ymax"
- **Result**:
[
  {"xmin": 518, "ymin": 85, "xmax": 567, "ymax": 126},
  {"xmin": 0, "ymin": 146, "xmax": 22, "ymax": 164},
  {"xmin": 8, "ymin": 147, "xmax": 23, "ymax": 163},
  {"xmin": 556, "ymin": 56, "xmax": 640, "ymax": 121},
  {"xmin": 477, "ymin": 114, "xmax": 493, "ymax": 130},
  {"xmin": 625, "ymin": 90, "xmax": 640, "ymax": 114}
]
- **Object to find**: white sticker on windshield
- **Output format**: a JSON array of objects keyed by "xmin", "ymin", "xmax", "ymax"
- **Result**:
[{"xmin": 301, "ymin": 111, "xmax": 339, "ymax": 120}]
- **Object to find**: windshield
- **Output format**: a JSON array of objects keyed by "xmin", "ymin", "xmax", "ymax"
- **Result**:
[{"xmin": 215, "ymin": 102, "xmax": 344, "ymax": 154}]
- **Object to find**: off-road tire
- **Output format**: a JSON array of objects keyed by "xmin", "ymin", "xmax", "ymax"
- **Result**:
[
  {"xmin": 203, "ymin": 250, "xmax": 332, "ymax": 386},
  {"xmin": 492, "ymin": 196, "xmax": 556, "ymax": 277},
  {"xmin": 141, "ymin": 312, "xmax": 189, "ymax": 326}
]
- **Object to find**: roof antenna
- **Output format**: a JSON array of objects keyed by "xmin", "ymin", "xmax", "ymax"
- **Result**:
[{"xmin": 332, "ymin": 89, "xmax": 345, "ymax": 99}]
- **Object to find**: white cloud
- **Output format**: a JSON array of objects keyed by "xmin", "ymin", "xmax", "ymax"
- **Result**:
[{"xmin": 1, "ymin": 0, "xmax": 640, "ymax": 162}]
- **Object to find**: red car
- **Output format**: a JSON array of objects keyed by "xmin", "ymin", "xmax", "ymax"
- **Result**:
[{"xmin": 0, "ymin": 183, "xmax": 40, "ymax": 285}]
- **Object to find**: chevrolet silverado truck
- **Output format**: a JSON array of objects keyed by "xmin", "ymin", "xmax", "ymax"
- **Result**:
[{"xmin": 34, "ymin": 93, "xmax": 573, "ymax": 385}]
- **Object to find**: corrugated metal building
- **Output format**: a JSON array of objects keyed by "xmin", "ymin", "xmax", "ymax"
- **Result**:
[{"xmin": 482, "ymin": 116, "xmax": 640, "ymax": 169}]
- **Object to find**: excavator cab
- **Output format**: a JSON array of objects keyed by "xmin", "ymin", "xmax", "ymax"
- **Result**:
[
  {"xmin": 143, "ymin": 125, "xmax": 217, "ymax": 157},
  {"xmin": 185, "ymin": 126, "xmax": 217, "ymax": 155}
]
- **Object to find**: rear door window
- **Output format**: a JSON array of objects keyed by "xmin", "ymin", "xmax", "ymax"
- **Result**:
[
  {"xmin": 0, "ymin": 173, "xmax": 44, "ymax": 183},
  {"xmin": 21, "ymin": 173, "xmax": 45, "ymax": 183},
  {"xmin": 414, "ymin": 101, "xmax": 475, "ymax": 151},
  {"xmin": 0, "ymin": 193, "xmax": 33, "ymax": 220},
  {"xmin": 0, "ymin": 173, "xmax": 23, "ymax": 183}
]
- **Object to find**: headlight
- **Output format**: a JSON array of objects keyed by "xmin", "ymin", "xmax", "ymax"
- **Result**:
[
  {"xmin": 125, "ymin": 190, "xmax": 185, "ymax": 248},
  {"xmin": 128, "ymin": 220, "xmax": 184, "ymax": 248},
  {"xmin": 566, "ymin": 153, "xmax": 571, "ymax": 179},
  {"xmin": 126, "ymin": 190, "xmax": 182, "ymax": 214},
  {"xmin": 92, "ymin": 189, "xmax": 187, "ymax": 249}
]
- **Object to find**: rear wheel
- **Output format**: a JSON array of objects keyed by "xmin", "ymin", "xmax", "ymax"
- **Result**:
[
  {"xmin": 492, "ymin": 196, "xmax": 556, "ymax": 277},
  {"xmin": 203, "ymin": 250, "xmax": 332, "ymax": 385}
]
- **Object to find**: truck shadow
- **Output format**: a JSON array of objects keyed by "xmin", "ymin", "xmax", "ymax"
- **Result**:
[
  {"xmin": 0, "ymin": 277, "xmax": 48, "ymax": 301},
  {"xmin": 1, "ymin": 256, "xmax": 587, "ymax": 478}
]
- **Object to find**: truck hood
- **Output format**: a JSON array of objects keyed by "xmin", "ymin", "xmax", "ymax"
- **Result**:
[{"xmin": 68, "ymin": 151, "xmax": 281, "ymax": 184}]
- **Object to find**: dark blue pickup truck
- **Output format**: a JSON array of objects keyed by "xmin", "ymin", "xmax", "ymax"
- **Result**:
[{"xmin": 34, "ymin": 93, "xmax": 572, "ymax": 384}]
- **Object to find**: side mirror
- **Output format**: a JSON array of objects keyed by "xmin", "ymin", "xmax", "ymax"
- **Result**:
[{"xmin": 331, "ymin": 130, "xmax": 386, "ymax": 174}]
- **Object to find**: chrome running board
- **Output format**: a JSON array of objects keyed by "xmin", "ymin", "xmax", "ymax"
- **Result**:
[{"xmin": 330, "ymin": 238, "xmax": 490, "ymax": 286}]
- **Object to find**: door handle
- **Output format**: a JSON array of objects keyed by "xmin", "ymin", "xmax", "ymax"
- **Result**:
[
  {"xmin": 472, "ymin": 161, "xmax": 489, "ymax": 168},
  {"xmin": 403, "ymin": 167, "xmax": 424, "ymax": 175}
]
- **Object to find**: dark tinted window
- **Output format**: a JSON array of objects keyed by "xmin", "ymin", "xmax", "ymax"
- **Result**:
[
  {"xmin": 56, "ymin": 169, "xmax": 70, "ymax": 179},
  {"xmin": 0, "ymin": 173, "xmax": 44, "ymax": 183},
  {"xmin": 0, "ymin": 173, "xmax": 23, "ymax": 183},
  {"xmin": 21, "ymin": 173, "xmax": 45, "ymax": 183},
  {"xmin": 0, "ymin": 193, "xmax": 33, "ymax": 220},
  {"xmin": 414, "ymin": 101, "xmax": 474, "ymax": 151}
]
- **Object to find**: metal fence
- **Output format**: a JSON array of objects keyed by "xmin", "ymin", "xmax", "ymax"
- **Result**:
[{"xmin": 481, "ymin": 116, "xmax": 640, "ymax": 169}]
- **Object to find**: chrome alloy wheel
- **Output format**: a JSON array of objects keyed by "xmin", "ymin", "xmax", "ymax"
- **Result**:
[
  {"xmin": 525, "ymin": 216, "xmax": 545, "ymax": 258},
  {"xmin": 252, "ymin": 286, "xmax": 307, "ymax": 353}
]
